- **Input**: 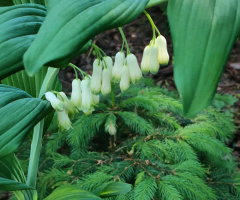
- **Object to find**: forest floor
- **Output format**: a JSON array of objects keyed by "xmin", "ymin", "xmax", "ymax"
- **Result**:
[{"xmin": 58, "ymin": 6, "xmax": 240, "ymax": 160}]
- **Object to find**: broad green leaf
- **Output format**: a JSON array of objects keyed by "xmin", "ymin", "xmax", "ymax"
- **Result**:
[
  {"xmin": 0, "ymin": 85, "xmax": 52, "ymax": 158},
  {"xmin": 98, "ymin": 182, "xmax": 132, "ymax": 198},
  {"xmin": 0, "ymin": 4, "xmax": 46, "ymax": 80},
  {"xmin": 23, "ymin": 0, "xmax": 149, "ymax": 76},
  {"xmin": 0, "ymin": 177, "xmax": 32, "ymax": 191},
  {"xmin": 13, "ymin": 0, "xmax": 46, "ymax": 6},
  {"xmin": 44, "ymin": 185, "xmax": 102, "ymax": 200},
  {"xmin": 2, "ymin": 68, "xmax": 62, "ymax": 135},
  {"xmin": 167, "ymin": 0, "xmax": 240, "ymax": 117}
]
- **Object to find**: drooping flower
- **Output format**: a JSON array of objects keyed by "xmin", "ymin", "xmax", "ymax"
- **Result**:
[
  {"xmin": 92, "ymin": 94, "xmax": 100, "ymax": 105},
  {"xmin": 45, "ymin": 91, "xmax": 64, "ymax": 112},
  {"xmin": 84, "ymin": 107, "xmax": 95, "ymax": 116},
  {"xmin": 120, "ymin": 64, "xmax": 130, "ymax": 92},
  {"xmin": 70, "ymin": 79, "xmax": 82, "ymax": 110},
  {"xmin": 127, "ymin": 53, "xmax": 142, "ymax": 84},
  {"xmin": 156, "ymin": 35, "xmax": 169, "ymax": 65},
  {"xmin": 112, "ymin": 51, "xmax": 125, "ymax": 83},
  {"xmin": 57, "ymin": 92, "xmax": 77, "ymax": 119},
  {"xmin": 81, "ymin": 78, "xmax": 94, "ymax": 112},
  {"xmin": 149, "ymin": 44, "xmax": 160, "ymax": 74},
  {"xmin": 90, "ymin": 59, "xmax": 102, "ymax": 94},
  {"xmin": 106, "ymin": 122, "xmax": 117, "ymax": 135},
  {"xmin": 57, "ymin": 109, "xmax": 73, "ymax": 132},
  {"xmin": 141, "ymin": 46, "xmax": 150, "ymax": 74},
  {"xmin": 103, "ymin": 56, "xmax": 113, "ymax": 76},
  {"xmin": 101, "ymin": 67, "xmax": 111, "ymax": 95}
]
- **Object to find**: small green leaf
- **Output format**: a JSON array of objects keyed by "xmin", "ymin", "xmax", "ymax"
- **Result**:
[
  {"xmin": 0, "ymin": 85, "xmax": 52, "ymax": 158},
  {"xmin": 23, "ymin": 0, "xmax": 149, "ymax": 76},
  {"xmin": 44, "ymin": 185, "xmax": 102, "ymax": 200},
  {"xmin": 0, "ymin": 4, "xmax": 46, "ymax": 80},
  {"xmin": 99, "ymin": 182, "xmax": 132, "ymax": 198},
  {"xmin": 168, "ymin": 0, "xmax": 240, "ymax": 117},
  {"xmin": 0, "ymin": 177, "xmax": 32, "ymax": 191}
]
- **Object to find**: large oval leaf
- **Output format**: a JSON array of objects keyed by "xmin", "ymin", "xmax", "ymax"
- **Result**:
[
  {"xmin": 167, "ymin": 0, "xmax": 240, "ymax": 117},
  {"xmin": 23, "ymin": 0, "xmax": 149, "ymax": 76},
  {"xmin": 0, "ymin": 4, "xmax": 46, "ymax": 80},
  {"xmin": 44, "ymin": 185, "xmax": 102, "ymax": 200},
  {"xmin": 0, "ymin": 177, "xmax": 32, "ymax": 191},
  {"xmin": 0, "ymin": 85, "xmax": 52, "ymax": 158}
]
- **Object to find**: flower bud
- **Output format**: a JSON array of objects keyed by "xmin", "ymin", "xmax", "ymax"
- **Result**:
[
  {"xmin": 45, "ymin": 92, "xmax": 64, "ymax": 112},
  {"xmin": 57, "ymin": 92, "xmax": 77, "ymax": 119},
  {"xmin": 106, "ymin": 123, "xmax": 117, "ymax": 135},
  {"xmin": 92, "ymin": 94, "xmax": 100, "ymax": 105},
  {"xmin": 141, "ymin": 46, "xmax": 150, "ymax": 74},
  {"xmin": 103, "ymin": 56, "xmax": 113, "ymax": 77},
  {"xmin": 112, "ymin": 51, "xmax": 125, "ymax": 83},
  {"xmin": 90, "ymin": 59, "xmax": 102, "ymax": 94},
  {"xmin": 156, "ymin": 35, "xmax": 169, "ymax": 65},
  {"xmin": 57, "ymin": 109, "xmax": 73, "ymax": 132},
  {"xmin": 127, "ymin": 53, "xmax": 142, "ymax": 84},
  {"xmin": 101, "ymin": 68, "xmax": 111, "ymax": 95},
  {"xmin": 149, "ymin": 45, "xmax": 160, "ymax": 74},
  {"xmin": 71, "ymin": 79, "xmax": 82, "ymax": 110},
  {"xmin": 81, "ymin": 78, "xmax": 94, "ymax": 112},
  {"xmin": 120, "ymin": 65, "xmax": 130, "ymax": 92}
]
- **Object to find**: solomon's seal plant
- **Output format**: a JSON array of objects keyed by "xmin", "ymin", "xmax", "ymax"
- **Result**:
[{"xmin": 0, "ymin": 0, "xmax": 240, "ymax": 199}]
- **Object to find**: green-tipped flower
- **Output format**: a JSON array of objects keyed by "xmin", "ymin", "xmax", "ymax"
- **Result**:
[
  {"xmin": 45, "ymin": 91, "xmax": 64, "ymax": 112},
  {"xmin": 112, "ymin": 51, "xmax": 125, "ymax": 83},
  {"xmin": 101, "ymin": 68, "xmax": 111, "ymax": 95},
  {"xmin": 57, "ymin": 109, "xmax": 73, "ymax": 132},
  {"xmin": 106, "ymin": 123, "xmax": 117, "ymax": 135},
  {"xmin": 90, "ymin": 59, "xmax": 102, "ymax": 94},
  {"xmin": 92, "ymin": 94, "xmax": 100, "ymax": 105},
  {"xmin": 81, "ymin": 78, "xmax": 94, "ymax": 112},
  {"xmin": 141, "ymin": 46, "xmax": 150, "ymax": 74},
  {"xmin": 120, "ymin": 65, "xmax": 130, "ymax": 92},
  {"xmin": 57, "ymin": 92, "xmax": 77, "ymax": 119},
  {"xmin": 149, "ymin": 44, "xmax": 160, "ymax": 74},
  {"xmin": 127, "ymin": 53, "xmax": 142, "ymax": 84},
  {"xmin": 156, "ymin": 35, "xmax": 169, "ymax": 65},
  {"xmin": 103, "ymin": 56, "xmax": 113, "ymax": 76},
  {"xmin": 84, "ymin": 107, "xmax": 95, "ymax": 116},
  {"xmin": 71, "ymin": 79, "xmax": 82, "ymax": 110}
]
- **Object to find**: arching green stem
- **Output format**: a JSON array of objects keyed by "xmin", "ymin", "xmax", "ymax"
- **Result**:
[{"xmin": 118, "ymin": 27, "xmax": 130, "ymax": 55}]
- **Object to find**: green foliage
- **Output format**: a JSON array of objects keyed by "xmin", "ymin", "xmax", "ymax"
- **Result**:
[
  {"xmin": 167, "ymin": 0, "xmax": 240, "ymax": 117},
  {"xmin": 16, "ymin": 79, "xmax": 239, "ymax": 200}
]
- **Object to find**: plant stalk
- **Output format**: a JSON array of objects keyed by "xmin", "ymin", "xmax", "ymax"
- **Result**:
[{"xmin": 26, "ymin": 120, "xmax": 44, "ymax": 188}]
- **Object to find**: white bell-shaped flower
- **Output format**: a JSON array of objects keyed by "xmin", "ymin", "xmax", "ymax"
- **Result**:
[
  {"xmin": 45, "ymin": 92, "xmax": 64, "ymax": 112},
  {"xmin": 92, "ymin": 94, "xmax": 100, "ymax": 105},
  {"xmin": 90, "ymin": 59, "xmax": 102, "ymax": 94},
  {"xmin": 149, "ymin": 44, "xmax": 160, "ymax": 74},
  {"xmin": 81, "ymin": 78, "xmax": 94, "ymax": 112},
  {"xmin": 106, "ymin": 123, "xmax": 117, "ymax": 136},
  {"xmin": 120, "ymin": 65, "xmax": 130, "ymax": 92},
  {"xmin": 101, "ymin": 68, "xmax": 111, "ymax": 95},
  {"xmin": 57, "ymin": 109, "xmax": 73, "ymax": 132},
  {"xmin": 112, "ymin": 51, "xmax": 125, "ymax": 83},
  {"xmin": 71, "ymin": 79, "xmax": 82, "ymax": 110},
  {"xmin": 103, "ymin": 56, "xmax": 113, "ymax": 77},
  {"xmin": 141, "ymin": 46, "xmax": 150, "ymax": 74},
  {"xmin": 156, "ymin": 35, "xmax": 169, "ymax": 65},
  {"xmin": 127, "ymin": 53, "xmax": 142, "ymax": 84},
  {"xmin": 57, "ymin": 92, "xmax": 77, "ymax": 119}
]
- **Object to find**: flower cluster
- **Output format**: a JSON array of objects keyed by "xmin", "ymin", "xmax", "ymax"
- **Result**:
[
  {"xmin": 91, "ymin": 52, "xmax": 142, "ymax": 94},
  {"xmin": 141, "ymin": 35, "xmax": 169, "ymax": 74},
  {"xmin": 45, "ymin": 77, "xmax": 100, "ymax": 131}
]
